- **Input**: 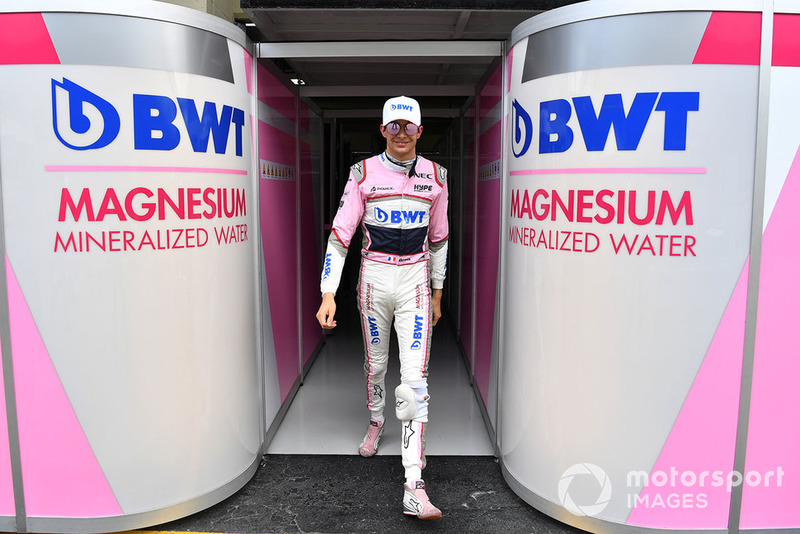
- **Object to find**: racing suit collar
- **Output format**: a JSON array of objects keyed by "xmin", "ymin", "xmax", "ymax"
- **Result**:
[{"xmin": 380, "ymin": 151, "xmax": 418, "ymax": 177}]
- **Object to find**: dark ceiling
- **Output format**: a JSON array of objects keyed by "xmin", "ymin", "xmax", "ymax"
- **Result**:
[{"xmin": 238, "ymin": 0, "xmax": 584, "ymax": 154}]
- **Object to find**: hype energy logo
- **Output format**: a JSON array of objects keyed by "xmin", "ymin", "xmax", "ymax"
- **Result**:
[
  {"xmin": 511, "ymin": 92, "xmax": 699, "ymax": 158},
  {"xmin": 51, "ymin": 78, "xmax": 245, "ymax": 156}
]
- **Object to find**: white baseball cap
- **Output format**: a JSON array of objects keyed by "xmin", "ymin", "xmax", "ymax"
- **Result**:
[{"xmin": 382, "ymin": 96, "xmax": 421, "ymax": 126}]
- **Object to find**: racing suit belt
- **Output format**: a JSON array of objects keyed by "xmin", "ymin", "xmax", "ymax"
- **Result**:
[{"xmin": 361, "ymin": 250, "xmax": 429, "ymax": 266}]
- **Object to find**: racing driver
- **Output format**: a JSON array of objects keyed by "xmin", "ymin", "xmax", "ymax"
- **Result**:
[{"xmin": 316, "ymin": 95, "xmax": 449, "ymax": 520}]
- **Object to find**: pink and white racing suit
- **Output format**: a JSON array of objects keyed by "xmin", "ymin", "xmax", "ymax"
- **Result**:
[{"xmin": 320, "ymin": 152, "xmax": 448, "ymax": 480}]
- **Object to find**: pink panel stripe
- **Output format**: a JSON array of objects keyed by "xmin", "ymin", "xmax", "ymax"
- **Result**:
[
  {"xmin": 257, "ymin": 64, "xmax": 297, "ymax": 122},
  {"xmin": 473, "ymin": 123, "xmax": 501, "ymax": 407},
  {"xmin": 627, "ymin": 262, "xmax": 748, "ymax": 528},
  {"xmin": 45, "ymin": 165, "xmax": 247, "ymax": 175},
  {"xmin": 506, "ymin": 48, "xmax": 513, "ymax": 94},
  {"xmin": 693, "ymin": 12, "xmax": 761, "ymax": 65},
  {"xmin": 7, "ymin": 257, "xmax": 122, "ymax": 517},
  {"xmin": 258, "ymin": 120, "xmax": 299, "ymax": 402},
  {"xmin": 244, "ymin": 48, "xmax": 254, "ymax": 95},
  {"xmin": 740, "ymin": 143, "xmax": 800, "ymax": 528},
  {"xmin": 0, "ymin": 346, "xmax": 14, "ymax": 516},
  {"xmin": 773, "ymin": 14, "xmax": 800, "ymax": 67},
  {"xmin": 511, "ymin": 167, "xmax": 707, "ymax": 175},
  {"xmin": 0, "ymin": 13, "xmax": 60, "ymax": 65},
  {"xmin": 479, "ymin": 66, "xmax": 502, "ymax": 120}
]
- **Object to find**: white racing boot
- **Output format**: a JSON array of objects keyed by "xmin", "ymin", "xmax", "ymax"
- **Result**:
[
  {"xmin": 358, "ymin": 419, "xmax": 384, "ymax": 457},
  {"xmin": 402, "ymin": 479, "xmax": 442, "ymax": 519}
]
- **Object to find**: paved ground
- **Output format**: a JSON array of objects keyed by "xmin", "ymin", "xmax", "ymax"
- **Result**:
[{"xmin": 149, "ymin": 454, "xmax": 587, "ymax": 534}]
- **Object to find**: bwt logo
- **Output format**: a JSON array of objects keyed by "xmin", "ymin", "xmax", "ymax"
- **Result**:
[
  {"xmin": 512, "ymin": 91, "xmax": 699, "ymax": 158},
  {"xmin": 52, "ymin": 78, "xmax": 245, "ymax": 156},
  {"xmin": 323, "ymin": 253, "xmax": 332, "ymax": 280},
  {"xmin": 374, "ymin": 207, "xmax": 425, "ymax": 224},
  {"xmin": 52, "ymin": 78, "xmax": 120, "ymax": 150},
  {"xmin": 368, "ymin": 317, "xmax": 380, "ymax": 344},
  {"xmin": 391, "ymin": 103, "xmax": 415, "ymax": 112},
  {"xmin": 410, "ymin": 315, "xmax": 424, "ymax": 350}
]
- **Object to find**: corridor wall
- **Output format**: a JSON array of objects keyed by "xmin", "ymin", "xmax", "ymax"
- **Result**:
[
  {"xmin": 256, "ymin": 63, "xmax": 323, "ymax": 432},
  {"xmin": 473, "ymin": 63, "xmax": 503, "ymax": 421},
  {"xmin": 458, "ymin": 105, "xmax": 476, "ymax": 373},
  {"xmin": 257, "ymin": 62, "xmax": 301, "ymax": 409},
  {"xmin": 299, "ymin": 102, "xmax": 324, "ymax": 369},
  {"xmin": 457, "ymin": 61, "xmax": 504, "ymax": 434}
]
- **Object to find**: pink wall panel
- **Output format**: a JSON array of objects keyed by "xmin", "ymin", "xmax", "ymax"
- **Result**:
[
  {"xmin": 471, "ymin": 65, "xmax": 502, "ymax": 406},
  {"xmin": 693, "ymin": 11, "xmax": 761, "ymax": 65},
  {"xmin": 258, "ymin": 119, "xmax": 299, "ymax": 402},
  {"xmin": 740, "ymin": 144, "xmax": 800, "ymax": 529},
  {"xmin": 474, "ymin": 120, "xmax": 501, "ymax": 406},
  {"xmin": 773, "ymin": 14, "xmax": 800, "ymax": 67},
  {"xmin": 626, "ymin": 264, "xmax": 747, "ymax": 528},
  {"xmin": 298, "ymin": 101, "xmax": 321, "ymax": 366},
  {"xmin": 300, "ymin": 139, "xmax": 321, "ymax": 367},
  {"xmin": 244, "ymin": 49, "xmax": 254, "ymax": 95},
  {"xmin": 479, "ymin": 66, "xmax": 502, "ymax": 121},
  {"xmin": 257, "ymin": 63, "xmax": 296, "ymax": 121},
  {"xmin": 7, "ymin": 259, "xmax": 121, "ymax": 517},
  {"xmin": 459, "ymin": 135, "xmax": 476, "ymax": 364}
]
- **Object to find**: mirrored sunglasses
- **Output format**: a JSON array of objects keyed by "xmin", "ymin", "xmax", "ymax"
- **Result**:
[{"xmin": 385, "ymin": 121, "xmax": 419, "ymax": 136}]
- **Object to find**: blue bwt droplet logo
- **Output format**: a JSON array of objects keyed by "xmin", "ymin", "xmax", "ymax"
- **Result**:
[
  {"xmin": 511, "ymin": 99, "xmax": 533, "ymax": 158},
  {"xmin": 52, "ymin": 78, "xmax": 120, "ymax": 150}
]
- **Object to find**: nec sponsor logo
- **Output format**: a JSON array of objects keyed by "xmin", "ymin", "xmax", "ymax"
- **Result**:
[
  {"xmin": 52, "ymin": 78, "xmax": 245, "ymax": 156},
  {"xmin": 410, "ymin": 315, "xmax": 424, "ymax": 350},
  {"xmin": 374, "ymin": 207, "xmax": 425, "ymax": 224},
  {"xmin": 512, "ymin": 92, "xmax": 699, "ymax": 158},
  {"xmin": 413, "ymin": 184, "xmax": 432, "ymax": 193},
  {"xmin": 368, "ymin": 317, "xmax": 380, "ymax": 344}
]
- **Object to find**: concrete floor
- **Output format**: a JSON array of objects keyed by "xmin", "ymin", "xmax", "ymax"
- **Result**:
[
  {"xmin": 145, "ymin": 295, "xmax": 586, "ymax": 534},
  {"xmin": 152, "ymin": 454, "xmax": 586, "ymax": 534}
]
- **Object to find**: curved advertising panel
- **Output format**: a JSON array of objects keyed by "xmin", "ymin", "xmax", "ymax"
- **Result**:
[
  {"xmin": 0, "ymin": 2, "xmax": 261, "ymax": 532},
  {"xmin": 500, "ymin": 1, "xmax": 796, "ymax": 531},
  {"xmin": 740, "ymin": 5, "xmax": 800, "ymax": 529}
]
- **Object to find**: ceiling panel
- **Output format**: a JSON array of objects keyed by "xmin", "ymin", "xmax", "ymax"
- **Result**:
[{"xmin": 240, "ymin": 1, "xmax": 581, "ymax": 143}]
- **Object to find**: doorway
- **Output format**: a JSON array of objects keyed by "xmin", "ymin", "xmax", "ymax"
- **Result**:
[{"xmin": 254, "ymin": 39, "xmax": 505, "ymax": 457}]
